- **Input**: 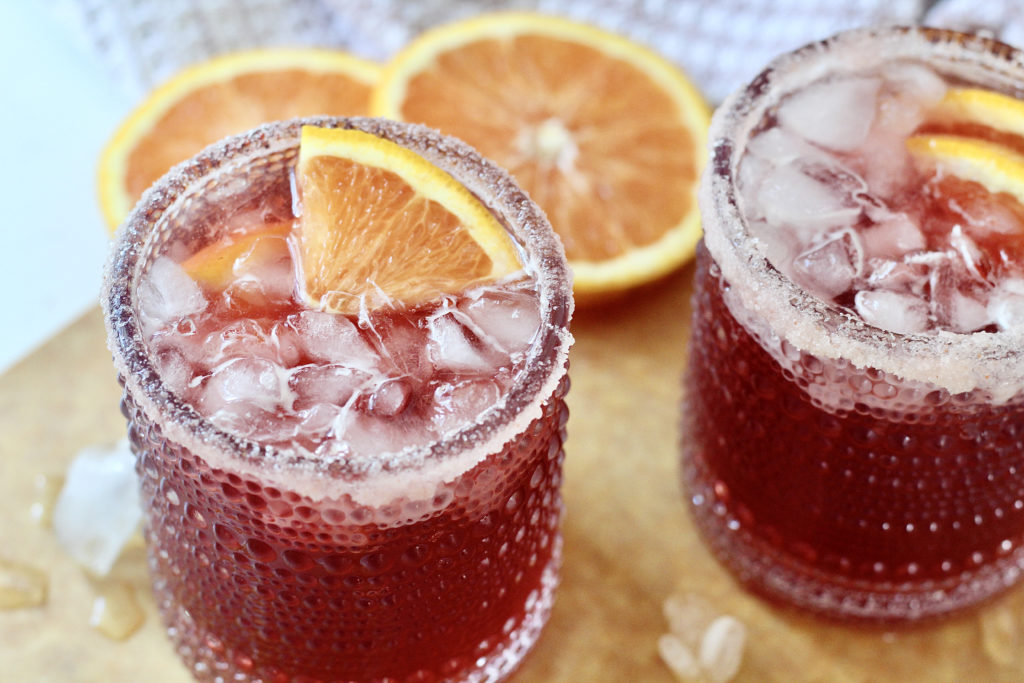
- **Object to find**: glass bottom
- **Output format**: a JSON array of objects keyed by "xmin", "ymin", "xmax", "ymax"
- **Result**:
[
  {"xmin": 152, "ymin": 537, "xmax": 562, "ymax": 683},
  {"xmin": 683, "ymin": 450, "xmax": 1024, "ymax": 623}
]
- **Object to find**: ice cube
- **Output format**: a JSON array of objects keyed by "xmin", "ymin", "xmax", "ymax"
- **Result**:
[
  {"xmin": 200, "ymin": 319, "xmax": 275, "ymax": 366},
  {"xmin": 154, "ymin": 348, "xmax": 192, "ymax": 396},
  {"xmin": 948, "ymin": 291, "xmax": 991, "ymax": 333},
  {"xmin": 663, "ymin": 592, "xmax": 718, "ymax": 645},
  {"xmin": 226, "ymin": 235, "xmax": 295, "ymax": 308},
  {"xmin": 269, "ymin": 320, "xmax": 303, "ymax": 368},
  {"xmin": 291, "ymin": 311, "xmax": 379, "ymax": 371},
  {"xmin": 369, "ymin": 378, "xmax": 411, "ymax": 417},
  {"xmin": 757, "ymin": 162, "xmax": 861, "ymax": 235},
  {"xmin": 881, "ymin": 62, "xmax": 947, "ymax": 106},
  {"xmin": 855, "ymin": 289, "xmax": 930, "ymax": 334},
  {"xmin": 427, "ymin": 313, "xmax": 499, "ymax": 374},
  {"xmin": 247, "ymin": 255, "xmax": 296, "ymax": 301},
  {"xmin": 372, "ymin": 315, "xmax": 430, "ymax": 379},
  {"xmin": 746, "ymin": 127, "xmax": 832, "ymax": 166},
  {"xmin": 460, "ymin": 289, "xmax": 541, "ymax": 357},
  {"xmin": 737, "ymin": 153, "xmax": 768, "ymax": 206},
  {"xmin": 658, "ymin": 634, "xmax": 700, "ymax": 679},
  {"xmin": 137, "ymin": 257, "xmax": 207, "ymax": 334},
  {"xmin": 698, "ymin": 616, "xmax": 747, "ymax": 683},
  {"xmin": 202, "ymin": 357, "xmax": 294, "ymax": 413},
  {"xmin": 289, "ymin": 363, "xmax": 369, "ymax": 410},
  {"xmin": 948, "ymin": 224, "xmax": 986, "ymax": 282},
  {"xmin": 791, "ymin": 229, "xmax": 863, "ymax": 299},
  {"xmin": 748, "ymin": 220, "xmax": 800, "ymax": 273},
  {"xmin": 297, "ymin": 403, "xmax": 346, "ymax": 439},
  {"xmin": 867, "ymin": 259, "xmax": 928, "ymax": 297},
  {"xmin": 868, "ymin": 65, "xmax": 945, "ymax": 158},
  {"xmin": 339, "ymin": 410, "xmax": 435, "ymax": 456},
  {"xmin": 987, "ymin": 279, "xmax": 1024, "ymax": 331},
  {"xmin": 927, "ymin": 235, "xmax": 993, "ymax": 332},
  {"xmin": 778, "ymin": 76, "xmax": 881, "ymax": 152},
  {"xmin": 53, "ymin": 441, "xmax": 140, "ymax": 576},
  {"xmin": 208, "ymin": 404, "xmax": 296, "ymax": 444},
  {"xmin": 859, "ymin": 137, "xmax": 915, "ymax": 200},
  {"xmin": 433, "ymin": 379, "xmax": 502, "ymax": 434},
  {"xmin": 862, "ymin": 213, "xmax": 926, "ymax": 259}
]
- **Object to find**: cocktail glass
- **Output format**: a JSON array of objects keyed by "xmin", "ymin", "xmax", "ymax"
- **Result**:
[
  {"xmin": 102, "ymin": 117, "xmax": 573, "ymax": 680},
  {"xmin": 684, "ymin": 26, "xmax": 1024, "ymax": 622}
]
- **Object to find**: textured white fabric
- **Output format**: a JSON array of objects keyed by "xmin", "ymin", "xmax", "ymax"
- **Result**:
[
  {"xmin": 52, "ymin": 0, "xmax": 927, "ymax": 104},
  {"xmin": 924, "ymin": 0, "xmax": 1024, "ymax": 50},
  {"xmin": 49, "ymin": 0, "xmax": 345, "ymax": 98},
  {"xmin": 333, "ymin": 0, "xmax": 925, "ymax": 103}
]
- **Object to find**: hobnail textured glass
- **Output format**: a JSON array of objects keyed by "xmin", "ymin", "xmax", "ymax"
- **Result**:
[{"xmin": 103, "ymin": 117, "xmax": 574, "ymax": 681}]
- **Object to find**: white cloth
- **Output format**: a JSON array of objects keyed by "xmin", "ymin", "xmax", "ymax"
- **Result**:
[
  {"xmin": 924, "ymin": 0, "xmax": 1024, "ymax": 49},
  {"xmin": 55, "ymin": 0, "xmax": 926, "ymax": 104}
]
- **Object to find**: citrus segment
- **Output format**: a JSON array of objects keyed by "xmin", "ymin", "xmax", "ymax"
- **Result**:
[
  {"xmin": 371, "ymin": 13, "xmax": 709, "ymax": 298},
  {"xmin": 929, "ymin": 88, "xmax": 1024, "ymax": 139},
  {"xmin": 181, "ymin": 222, "xmax": 292, "ymax": 292},
  {"xmin": 907, "ymin": 134, "xmax": 1024, "ymax": 206},
  {"xmin": 99, "ymin": 49, "xmax": 381, "ymax": 231},
  {"xmin": 294, "ymin": 125, "xmax": 523, "ymax": 315}
]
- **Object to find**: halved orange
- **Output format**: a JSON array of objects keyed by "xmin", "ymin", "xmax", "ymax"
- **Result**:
[
  {"xmin": 371, "ymin": 12, "xmax": 710, "ymax": 299},
  {"xmin": 294, "ymin": 125, "xmax": 523, "ymax": 315},
  {"xmin": 98, "ymin": 49, "xmax": 381, "ymax": 231}
]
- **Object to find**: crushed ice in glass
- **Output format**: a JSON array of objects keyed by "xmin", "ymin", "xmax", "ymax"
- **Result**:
[
  {"xmin": 739, "ymin": 59, "xmax": 1024, "ymax": 334},
  {"xmin": 137, "ymin": 257, "xmax": 207, "ymax": 336},
  {"xmin": 142, "ymin": 216, "xmax": 541, "ymax": 458}
]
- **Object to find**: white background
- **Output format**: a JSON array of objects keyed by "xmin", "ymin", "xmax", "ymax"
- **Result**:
[{"xmin": 0, "ymin": 4, "xmax": 131, "ymax": 373}]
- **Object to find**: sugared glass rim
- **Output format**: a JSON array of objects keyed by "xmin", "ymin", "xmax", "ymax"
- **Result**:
[
  {"xmin": 700, "ymin": 25, "xmax": 1024, "ymax": 399},
  {"xmin": 102, "ymin": 116, "xmax": 574, "ymax": 500}
]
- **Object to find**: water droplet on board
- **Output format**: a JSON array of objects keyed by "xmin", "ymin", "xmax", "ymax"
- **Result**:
[
  {"xmin": 89, "ymin": 581, "xmax": 145, "ymax": 641},
  {"xmin": 29, "ymin": 473, "xmax": 64, "ymax": 528},
  {"xmin": 979, "ymin": 605, "xmax": 1018, "ymax": 667},
  {"xmin": 0, "ymin": 558, "xmax": 48, "ymax": 609}
]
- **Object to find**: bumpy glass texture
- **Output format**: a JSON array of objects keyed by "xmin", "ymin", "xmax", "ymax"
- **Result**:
[
  {"xmin": 684, "ymin": 246, "xmax": 1024, "ymax": 621},
  {"xmin": 122, "ymin": 374, "xmax": 569, "ymax": 681},
  {"xmin": 104, "ymin": 117, "xmax": 574, "ymax": 681}
]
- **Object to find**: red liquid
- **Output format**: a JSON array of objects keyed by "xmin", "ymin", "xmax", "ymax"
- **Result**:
[
  {"xmin": 106, "ymin": 119, "xmax": 574, "ymax": 681},
  {"xmin": 126, "ymin": 257, "xmax": 567, "ymax": 679},
  {"xmin": 123, "ymin": 375, "xmax": 568, "ymax": 680},
  {"xmin": 683, "ymin": 244, "xmax": 1024, "ymax": 621}
]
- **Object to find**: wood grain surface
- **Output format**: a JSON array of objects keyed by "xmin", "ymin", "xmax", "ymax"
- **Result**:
[{"xmin": 3, "ymin": 265, "xmax": 1024, "ymax": 681}]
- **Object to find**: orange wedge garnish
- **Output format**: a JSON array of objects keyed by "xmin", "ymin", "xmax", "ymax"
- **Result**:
[{"xmin": 294, "ymin": 125, "xmax": 523, "ymax": 315}]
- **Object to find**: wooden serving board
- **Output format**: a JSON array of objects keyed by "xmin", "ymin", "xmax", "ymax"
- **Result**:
[{"xmin": 3, "ymin": 265, "xmax": 1024, "ymax": 681}]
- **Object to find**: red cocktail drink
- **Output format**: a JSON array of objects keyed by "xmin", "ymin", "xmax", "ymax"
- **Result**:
[
  {"xmin": 685, "ymin": 28, "xmax": 1024, "ymax": 621},
  {"xmin": 103, "ymin": 118, "xmax": 573, "ymax": 679}
]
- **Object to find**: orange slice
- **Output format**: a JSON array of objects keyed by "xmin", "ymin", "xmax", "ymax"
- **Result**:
[
  {"xmin": 370, "ymin": 12, "xmax": 710, "ymax": 299},
  {"xmin": 98, "ymin": 49, "xmax": 381, "ymax": 231},
  {"xmin": 294, "ymin": 125, "xmax": 523, "ymax": 315},
  {"xmin": 929, "ymin": 88, "xmax": 1024, "ymax": 138},
  {"xmin": 907, "ymin": 135, "xmax": 1024, "ymax": 203},
  {"xmin": 181, "ymin": 222, "xmax": 293, "ymax": 292}
]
